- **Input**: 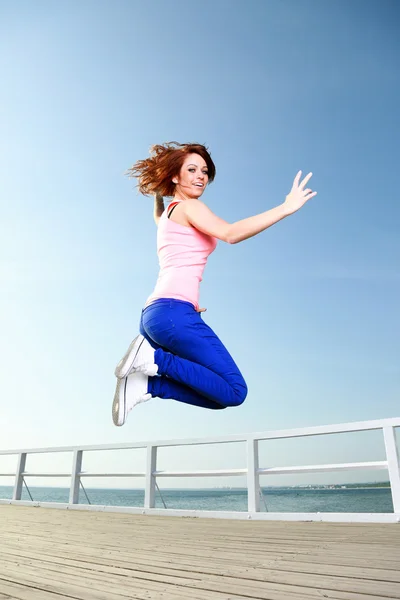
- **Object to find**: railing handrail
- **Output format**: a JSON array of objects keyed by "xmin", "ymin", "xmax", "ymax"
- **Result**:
[
  {"xmin": 1, "ymin": 416, "xmax": 399, "ymax": 456},
  {"xmin": 1, "ymin": 416, "xmax": 399, "ymax": 522}
]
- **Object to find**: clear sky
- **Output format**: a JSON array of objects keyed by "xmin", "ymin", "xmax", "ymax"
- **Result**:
[{"xmin": 0, "ymin": 0, "xmax": 399, "ymax": 489}]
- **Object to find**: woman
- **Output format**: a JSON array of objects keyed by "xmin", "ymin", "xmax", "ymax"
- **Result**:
[{"xmin": 112, "ymin": 142, "xmax": 317, "ymax": 426}]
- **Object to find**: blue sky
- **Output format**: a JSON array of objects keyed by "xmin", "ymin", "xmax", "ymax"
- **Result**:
[{"xmin": 0, "ymin": 0, "xmax": 399, "ymax": 488}]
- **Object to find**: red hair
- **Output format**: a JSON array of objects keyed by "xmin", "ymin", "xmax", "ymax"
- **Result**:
[{"xmin": 127, "ymin": 141, "xmax": 216, "ymax": 197}]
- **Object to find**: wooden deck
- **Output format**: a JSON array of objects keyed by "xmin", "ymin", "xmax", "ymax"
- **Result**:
[{"xmin": 0, "ymin": 506, "xmax": 399, "ymax": 600}]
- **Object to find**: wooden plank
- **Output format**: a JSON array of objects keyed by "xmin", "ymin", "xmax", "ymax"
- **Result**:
[
  {"xmin": 3, "ymin": 519, "xmax": 398, "ymax": 548},
  {"xmin": 0, "ymin": 506, "xmax": 399, "ymax": 600},
  {"xmin": 0, "ymin": 560, "xmax": 393, "ymax": 600},
  {"xmin": 2, "ymin": 541, "xmax": 400, "ymax": 585},
  {"xmin": 5, "ymin": 531, "xmax": 396, "ymax": 572},
  {"xmin": 2, "ymin": 540, "xmax": 396, "ymax": 597},
  {"xmin": 0, "ymin": 580, "xmax": 78, "ymax": 600}
]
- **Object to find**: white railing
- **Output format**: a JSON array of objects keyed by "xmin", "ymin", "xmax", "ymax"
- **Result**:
[{"xmin": 1, "ymin": 417, "xmax": 399, "ymax": 523}]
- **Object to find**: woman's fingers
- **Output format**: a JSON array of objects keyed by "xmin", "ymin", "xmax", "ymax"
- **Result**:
[
  {"xmin": 292, "ymin": 170, "xmax": 302, "ymax": 189},
  {"xmin": 300, "ymin": 172, "xmax": 313, "ymax": 190},
  {"xmin": 305, "ymin": 191, "xmax": 317, "ymax": 200},
  {"xmin": 292, "ymin": 170, "xmax": 313, "ymax": 191}
]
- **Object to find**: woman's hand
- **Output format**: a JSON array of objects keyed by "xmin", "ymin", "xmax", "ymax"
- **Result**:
[
  {"xmin": 196, "ymin": 308, "xmax": 207, "ymax": 313},
  {"xmin": 283, "ymin": 171, "xmax": 317, "ymax": 216}
]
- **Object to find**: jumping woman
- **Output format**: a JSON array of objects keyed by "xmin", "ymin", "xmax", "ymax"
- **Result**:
[{"xmin": 112, "ymin": 142, "xmax": 317, "ymax": 426}]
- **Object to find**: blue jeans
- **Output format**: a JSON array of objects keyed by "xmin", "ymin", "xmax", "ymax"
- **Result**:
[{"xmin": 139, "ymin": 298, "xmax": 247, "ymax": 410}]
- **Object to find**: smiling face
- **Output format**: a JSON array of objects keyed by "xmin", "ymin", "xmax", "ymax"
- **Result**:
[{"xmin": 172, "ymin": 153, "xmax": 209, "ymax": 199}]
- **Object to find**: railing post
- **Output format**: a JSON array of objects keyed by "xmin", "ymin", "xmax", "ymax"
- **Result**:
[
  {"xmin": 13, "ymin": 453, "xmax": 27, "ymax": 501},
  {"xmin": 144, "ymin": 445, "xmax": 157, "ymax": 509},
  {"xmin": 69, "ymin": 450, "xmax": 83, "ymax": 505},
  {"xmin": 383, "ymin": 427, "xmax": 400, "ymax": 516},
  {"xmin": 247, "ymin": 438, "xmax": 260, "ymax": 513}
]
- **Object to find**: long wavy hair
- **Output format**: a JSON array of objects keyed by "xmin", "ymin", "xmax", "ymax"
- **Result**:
[{"xmin": 127, "ymin": 142, "xmax": 216, "ymax": 197}]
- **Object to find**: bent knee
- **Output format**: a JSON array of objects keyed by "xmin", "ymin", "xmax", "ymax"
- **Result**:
[{"xmin": 231, "ymin": 380, "xmax": 248, "ymax": 407}]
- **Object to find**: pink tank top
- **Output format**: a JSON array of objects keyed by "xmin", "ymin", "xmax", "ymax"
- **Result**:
[{"xmin": 145, "ymin": 200, "xmax": 218, "ymax": 310}]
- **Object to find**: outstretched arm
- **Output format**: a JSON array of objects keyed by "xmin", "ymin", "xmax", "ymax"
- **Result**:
[
  {"xmin": 153, "ymin": 193, "xmax": 165, "ymax": 225},
  {"xmin": 184, "ymin": 171, "xmax": 317, "ymax": 244}
]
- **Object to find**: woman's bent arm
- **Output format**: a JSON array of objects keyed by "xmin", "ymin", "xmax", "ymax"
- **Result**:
[
  {"xmin": 225, "ymin": 204, "xmax": 289, "ymax": 244},
  {"xmin": 184, "ymin": 171, "xmax": 317, "ymax": 244},
  {"xmin": 153, "ymin": 193, "xmax": 165, "ymax": 225},
  {"xmin": 184, "ymin": 200, "xmax": 288, "ymax": 244}
]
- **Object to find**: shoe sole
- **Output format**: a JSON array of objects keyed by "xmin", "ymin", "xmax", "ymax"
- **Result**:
[
  {"xmin": 114, "ymin": 335, "xmax": 145, "ymax": 379},
  {"xmin": 112, "ymin": 378, "xmax": 126, "ymax": 426}
]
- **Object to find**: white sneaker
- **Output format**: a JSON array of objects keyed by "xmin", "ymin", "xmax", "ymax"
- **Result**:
[
  {"xmin": 112, "ymin": 372, "xmax": 152, "ymax": 427},
  {"xmin": 114, "ymin": 335, "xmax": 158, "ymax": 379}
]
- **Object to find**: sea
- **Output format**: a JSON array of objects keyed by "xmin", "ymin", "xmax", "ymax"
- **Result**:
[{"xmin": 0, "ymin": 486, "xmax": 393, "ymax": 513}]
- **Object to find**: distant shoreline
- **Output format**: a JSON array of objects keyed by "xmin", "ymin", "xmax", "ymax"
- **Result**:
[{"xmin": 0, "ymin": 484, "xmax": 391, "ymax": 491}]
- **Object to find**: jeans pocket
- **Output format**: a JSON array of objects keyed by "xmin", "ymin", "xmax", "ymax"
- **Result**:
[{"xmin": 143, "ymin": 315, "xmax": 175, "ymax": 350}]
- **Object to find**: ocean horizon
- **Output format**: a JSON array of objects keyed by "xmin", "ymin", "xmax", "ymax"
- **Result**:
[{"xmin": 0, "ymin": 485, "xmax": 393, "ymax": 513}]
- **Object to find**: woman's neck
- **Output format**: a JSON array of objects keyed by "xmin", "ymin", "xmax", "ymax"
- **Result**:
[{"xmin": 173, "ymin": 186, "xmax": 198, "ymax": 202}]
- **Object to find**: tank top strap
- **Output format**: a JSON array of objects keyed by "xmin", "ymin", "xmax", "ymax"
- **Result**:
[{"xmin": 167, "ymin": 200, "xmax": 183, "ymax": 218}]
